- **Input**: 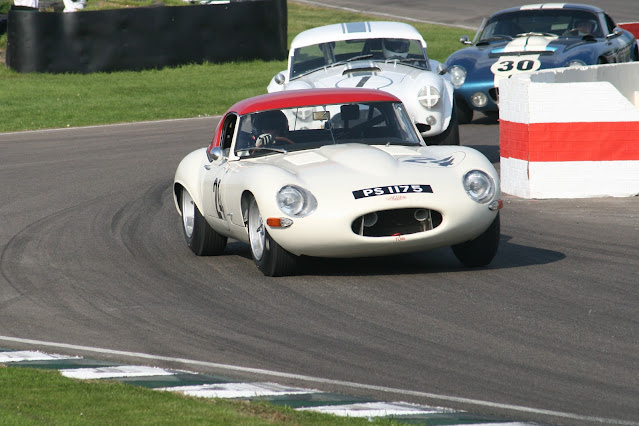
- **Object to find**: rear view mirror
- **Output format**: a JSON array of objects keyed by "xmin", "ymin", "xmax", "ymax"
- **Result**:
[{"xmin": 340, "ymin": 104, "xmax": 360, "ymax": 121}]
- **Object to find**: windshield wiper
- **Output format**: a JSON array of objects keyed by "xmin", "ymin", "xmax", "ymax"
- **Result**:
[
  {"xmin": 476, "ymin": 35, "xmax": 513, "ymax": 45},
  {"xmin": 236, "ymin": 147, "xmax": 288, "ymax": 155},
  {"xmin": 516, "ymin": 32, "xmax": 556, "ymax": 37},
  {"xmin": 328, "ymin": 54, "xmax": 374, "ymax": 68}
]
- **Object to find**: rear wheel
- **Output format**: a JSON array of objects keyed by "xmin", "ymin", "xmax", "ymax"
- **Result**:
[
  {"xmin": 181, "ymin": 188, "xmax": 227, "ymax": 256},
  {"xmin": 452, "ymin": 213, "xmax": 500, "ymax": 267},
  {"xmin": 247, "ymin": 196, "xmax": 297, "ymax": 276}
]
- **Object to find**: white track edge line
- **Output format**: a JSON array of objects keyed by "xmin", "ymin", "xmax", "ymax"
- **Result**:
[
  {"xmin": 0, "ymin": 336, "xmax": 636, "ymax": 425},
  {"xmin": 291, "ymin": 0, "xmax": 478, "ymax": 30}
]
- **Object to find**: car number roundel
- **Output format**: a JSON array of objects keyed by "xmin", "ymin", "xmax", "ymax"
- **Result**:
[{"xmin": 490, "ymin": 55, "xmax": 542, "ymax": 77}]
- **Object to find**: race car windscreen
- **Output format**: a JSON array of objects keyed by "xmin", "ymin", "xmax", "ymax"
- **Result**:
[
  {"xmin": 479, "ymin": 10, "xmax": 603, "ymax": 40},
  {"xmin": 234, "ymin": 101, "xmax": 423, "ymax": 157},
  {"xmin": 291, "ymin": 38, "xmax": 429, "ymax": 79}
]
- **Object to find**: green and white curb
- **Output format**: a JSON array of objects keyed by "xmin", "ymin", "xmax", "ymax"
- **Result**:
[{"xmin": 0, "ymin": 349, "xmax": 534, "ymax": 425}]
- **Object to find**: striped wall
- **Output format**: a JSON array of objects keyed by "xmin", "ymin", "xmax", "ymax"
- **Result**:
[{"xmin": 498, "ymin": 62, "xmax": 639, "ymax": 198}]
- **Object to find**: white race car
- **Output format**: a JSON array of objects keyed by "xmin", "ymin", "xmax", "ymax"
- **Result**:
[
  {"xmin": 268, "ymin": 21, "xmax": 459, "ymax": 145},
  {"xmin": 173, "ymin": 88, "xmax": 502, "ymax": 276}
]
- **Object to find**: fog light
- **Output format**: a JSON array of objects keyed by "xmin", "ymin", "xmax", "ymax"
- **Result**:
[
  {"xmin": 426, "ymin": 116, "xmax": 437, "ymax": 126},
  {"xmin": 470, "ymin": 92, "xmax": 488, "ymax": 108}
]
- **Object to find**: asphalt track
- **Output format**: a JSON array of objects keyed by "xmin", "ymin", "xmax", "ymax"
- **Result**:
[
  {"xmin": 1, "ymin": 2, "xmax": 639, "ymax": 425},
  {"xmin": 298, "ymin": 0, "xmax": 639, "ymax": 30}
]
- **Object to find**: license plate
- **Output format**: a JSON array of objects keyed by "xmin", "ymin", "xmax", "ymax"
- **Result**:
[{"xmin": 353, "ymin": 184, "xmax": 432, "ymax": 199}]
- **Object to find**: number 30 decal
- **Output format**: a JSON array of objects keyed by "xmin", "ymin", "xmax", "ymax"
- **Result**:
[{"xmin": 490, "ymin": 55, "xmax": 541, "ymax": 76}]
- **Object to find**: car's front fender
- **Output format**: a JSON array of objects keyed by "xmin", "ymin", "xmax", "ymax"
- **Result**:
[{"xmin": 173, "ymin": 148, "xmax": 209, "ymax": 216}]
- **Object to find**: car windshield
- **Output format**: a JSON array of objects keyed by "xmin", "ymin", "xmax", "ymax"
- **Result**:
[
  {"xmin": 478, "ymin": 9, "xmax": 603, "ymax": 41},
  {"xmin": 234, "ymin": 101, "xmax": 423, "ymax": 158},
  {"xmin": 290, "ymin": 38, "xmax": 430, "ymax": 79}
]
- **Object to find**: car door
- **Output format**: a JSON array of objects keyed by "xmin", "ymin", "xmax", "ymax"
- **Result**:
[
  {"xmin": 602, "ymin": 13, "xmax": 632, "ymax": 62},
  {"xmin": 202, "ymin": 114, "xmax": 238, "ymax": 231}
]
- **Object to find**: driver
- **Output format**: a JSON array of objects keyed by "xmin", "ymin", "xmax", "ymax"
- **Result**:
[
  {"xmin": 252, "ymin": 110, "xmax": 290, "ymax": 147},
  {"xmin": 382, "ymin": 38, "xmax": 411, "ymax": 59},
  {"xmin": 569, "ymin": 19, "xmax": 596, "ymax": 36}
]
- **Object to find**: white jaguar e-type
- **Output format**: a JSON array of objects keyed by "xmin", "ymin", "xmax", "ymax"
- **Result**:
[
  {"xmin": 173, "ymin": 88, "xmax": 502, "ymax": 276},
  {"xmin": 268, "ymin": 21, "xmax": 459, "ymax": 145}
]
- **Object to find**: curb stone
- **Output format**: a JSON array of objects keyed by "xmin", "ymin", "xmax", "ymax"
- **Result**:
[{"xmin": 0, "ymin": 348, "xmax": 537, "ymax": 425}]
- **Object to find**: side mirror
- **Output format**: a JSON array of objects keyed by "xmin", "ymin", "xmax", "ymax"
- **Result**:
[
  {"xmin": 274, "ymin": 72, "xmax": 286, "ymax": 85},
  {"xmin": 460, "ymin": 36, "xmax": 473, "ymax": 46},
  {"xmin": 606, "ymin": 27, "xmax": 622, "ymax": 40},
  {"xmin": 207, "ymin": 146, "xmax": 223, "ymax": 162}
]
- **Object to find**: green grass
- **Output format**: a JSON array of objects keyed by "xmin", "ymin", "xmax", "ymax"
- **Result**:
[
  {"xmin": 0, "ymin": 367, "xmax": 399, "ymax": 424},
  {"xmin": 0, "ymin": 2, "xmax": 467, "ymax": 133}
]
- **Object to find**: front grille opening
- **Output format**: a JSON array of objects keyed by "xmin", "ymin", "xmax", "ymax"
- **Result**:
[{"xmin": 351, "ymin": 208, "xmax": 443, "ymax": 237}]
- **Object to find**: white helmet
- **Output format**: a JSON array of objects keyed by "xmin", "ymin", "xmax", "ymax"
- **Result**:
[{"xmin": 382, "ymin": 39, "xmax": 410, "ymax": 59}]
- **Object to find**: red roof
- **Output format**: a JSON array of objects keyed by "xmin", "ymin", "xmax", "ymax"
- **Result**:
[{"xmin": 228, "ymin": 88, "xmax": 401, "ymax": 115}]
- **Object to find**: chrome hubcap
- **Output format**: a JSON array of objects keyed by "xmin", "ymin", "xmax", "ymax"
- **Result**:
[
  {"xmin": 248, "ymin": 199, "xmax": 265, "ymax": 261},
  {"xmin": 182, "ymin": 189, "xmax": 195, "ymax": 238}
]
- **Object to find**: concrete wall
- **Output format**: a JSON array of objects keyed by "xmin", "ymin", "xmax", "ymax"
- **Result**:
[
  {"xmin": 499, "ymin": 62, "xmax": 639, "ymax": 199},
  {"xmin": 6, "ymin": 0, "xmax": 287, "ymax": 73}
]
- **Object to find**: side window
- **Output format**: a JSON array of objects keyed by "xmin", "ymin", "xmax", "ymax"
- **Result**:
[
  {"xmin": 220, "ymin": 114, "xmax": 237, "ymax": 154},
  {"xmin": 604, "ymin": 14, "xmax": 616, "ymax": 35}
]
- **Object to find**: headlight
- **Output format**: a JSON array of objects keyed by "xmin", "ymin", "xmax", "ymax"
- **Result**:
[
  {"xmin": 417, "ymin": 85, "xmax": 441, "ymax": 109},
  {"xmin": 462, "ymin": 170, "xmax": 496, "ymax": 204},
  {"xmin": 276, "ymin": 185, "xmax": 317, "ymax": 217},
  {"xmin": 448, "ymin": 65, "xmax": 467, "ymax": 88},
  {"xmin": 566, "ymin": 59, "xmax": 586, "ymax": 67},
  {"xmin": 470, "ymin": 92, "xmax": 488, "ymax": 108}
]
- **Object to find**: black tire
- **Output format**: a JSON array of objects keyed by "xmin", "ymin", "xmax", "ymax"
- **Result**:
[
  {"xmin": 456, "ymin": 97, "xmax": 474, "ymax": 125},
  {"xmin": 452, "ymin": 213, "xmax": 500, "ymax": 267},
  {"xmin": 247, "ymin": 197, "xmax": 297, "ymax": 277},
  {"xmin": 426, "ymin": 101, "xmax": 460, "ymax": 145},
  {"xmin": 180, "ymin": 188, "xmax": 227, "ymax": 256}
]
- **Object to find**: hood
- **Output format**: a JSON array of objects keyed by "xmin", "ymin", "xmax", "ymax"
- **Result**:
[
  {"xmin": 447, "ymin": 34, "xmax": 599, "ymax": 77},
  {"xmin": 487, "ymin": 35, "xmax": 592, "ymax": 56},
  {"xmin": 263, "ymin": 144, "xmax": 467, "ymax": 192},
  {"xmin": 299, "ymin": 60, "xmax": 429, "ymax": 91}
]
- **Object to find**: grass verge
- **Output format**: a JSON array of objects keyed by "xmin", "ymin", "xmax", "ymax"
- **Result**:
[
  {"xmin": 0, "ymin": 2, "xmax": 468, "ymax": 133},
  {"xmin": 0, "ymin": 366, "xmax": 399, "ymax": 424}
]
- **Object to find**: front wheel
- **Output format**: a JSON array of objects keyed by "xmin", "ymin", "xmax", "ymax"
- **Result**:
[
  {"xmin": 181, "ymin": 188, "xmax": 227, "ymax": 256},
  {"xmin": 452, "ymin": 213, "xmax": 500, "ymax": 267},
  {"xmin": 425, "ymin": 102, "xmax": 460, "ymax": 145},
  {"xmin": 247, "ymin": 197, "xmax": 297, "ymax": 276},
  {"xmin": 456, "ymin": 98, "xmax": 474, "ymax": 125}
]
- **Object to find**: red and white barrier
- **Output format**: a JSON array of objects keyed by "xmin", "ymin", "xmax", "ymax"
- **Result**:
[
  {"xmin": 619, "ymin": 22, "xmax": 639, "ymax": 39},
  {"xmin": 499, "ymin": 62, "xmax": 639, "ymax": 198}
]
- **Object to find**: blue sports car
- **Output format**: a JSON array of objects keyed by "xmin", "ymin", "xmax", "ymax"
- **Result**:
[{"xmin": 445, "ymin": 3, "xmax": 638, "ymax": 123}]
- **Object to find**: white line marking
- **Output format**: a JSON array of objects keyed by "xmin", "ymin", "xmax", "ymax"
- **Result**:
[
  {"xmin": 161, "ymin": 382, "xmax": 318, "ymax": 399},
  {"xmin": 298, "ymin": 401, "xmax": 449, "ymax": 417},
  {"xmin": 0, "ymin": 350, "xmax": 77, "ymax": 363},
  {"xmin": 60, "ymin": 365, "xmax": 176, "ymax": 379},
  {"xmin": 0, "ymin": 115, "xmax": 220, "ymax": 136},
  {"xmin": 291, "ymin": 0, "xmax": 477, "ymax": 29},
  {"xmin": 1, "ymin": 335, "xmax": 637, "ymax": 425}
]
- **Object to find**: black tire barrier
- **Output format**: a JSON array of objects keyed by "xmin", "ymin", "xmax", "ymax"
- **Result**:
[{"xmin": 6, "ymin": 0, "xmax": 287, "ymax": 73}]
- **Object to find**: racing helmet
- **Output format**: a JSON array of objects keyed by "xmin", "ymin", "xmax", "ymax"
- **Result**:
[
  {"xmin": 382, "ymin": 38, "xmax": 411, "ymax": 59},
  {"xmin": 574, "ymin": 19, "xmax": 597, "ymax": 35},
  {"xmin": 252, "ymin": 109, "xmax": 288, "ymax": 136}
]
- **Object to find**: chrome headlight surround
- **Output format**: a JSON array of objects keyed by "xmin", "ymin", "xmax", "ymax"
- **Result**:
[
  {"xmin": 566, "ymin": 59, "xmax": 586, "ymax": 68},
  {"xmin": 462, "ymin": 170, "xmax": 496, "ymax": 204},
  {"xmin": 448, "ymin": 65, "xmax": 467, "ymax": 88},
  {"xmin": 276, "ymin": 185, "xmax": 317, "ymax": 217},
  {"xmin": 417, "ymin": 85, "xmax": 441, "ymax": 109}
]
